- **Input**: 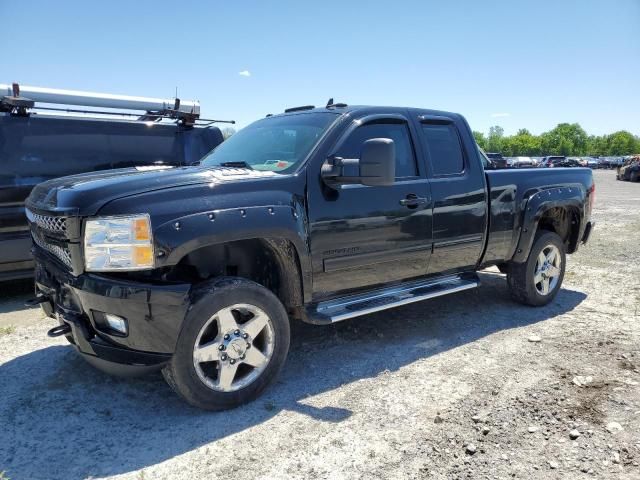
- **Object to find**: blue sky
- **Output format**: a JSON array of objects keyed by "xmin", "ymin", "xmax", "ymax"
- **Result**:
[{"xmin": 2, "ymin": 0, "xmax": 639, "ymax": 135}]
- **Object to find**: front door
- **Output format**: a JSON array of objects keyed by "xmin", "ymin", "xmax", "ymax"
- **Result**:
[{"xmin": 307, "ymin": 115, "xmax": 433, "ymax": 300}]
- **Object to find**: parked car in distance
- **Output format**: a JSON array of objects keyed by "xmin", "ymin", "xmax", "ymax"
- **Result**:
[
  {"xmin": 27, "ymin": 104, "xmax": 595, "ymax": 410},
  {"xmin": 554, "ymin": 158, "xmax": 582, "ymax": 168},
  {"xmin": 617, "ymin": 156, "xmax": 640, "ymax": 182},
  {"xmin": 568, "ymin": 157, "xmax": 587, "ymax": 167},
  {"xmin": 585, "ymin": 157, "xmax": 600, "ymax": 169},
  {"xmin": 510, "ymin": 156, "xmax": 536, "ymax": 168},
  {"xmin": 540, "ymin": 156, "xmax": 566, "ymax": 167},
  {"xmin": 1, "ymin": 98, "xmax": 224, "ymax": 281},
  {"xmin": 486, "ymin": 152, "xmax": 508, "ymax": 169}
]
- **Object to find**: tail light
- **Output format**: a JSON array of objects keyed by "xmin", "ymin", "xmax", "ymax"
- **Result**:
[{"xmin": 589, "ymin": 183, "xmax": 596, "ymax": 211}]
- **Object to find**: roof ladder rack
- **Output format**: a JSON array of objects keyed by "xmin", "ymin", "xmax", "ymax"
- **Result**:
[{"xmin": 0, "ymin": 82, "xmax": 226, "ymax": 126}]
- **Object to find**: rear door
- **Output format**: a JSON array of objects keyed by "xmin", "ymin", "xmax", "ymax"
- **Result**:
[
  {"xmin": 414, "ymin": 114, "xmax": 488, "ymax": 275},
  {"xmin": 307, "ymin": 113, "xmax": 433, "ymax": 298}
]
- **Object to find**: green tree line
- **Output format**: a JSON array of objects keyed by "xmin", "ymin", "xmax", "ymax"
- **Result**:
[{"xmin": 473, "ymin": 123, "xmax": 640, "ymax": 157}]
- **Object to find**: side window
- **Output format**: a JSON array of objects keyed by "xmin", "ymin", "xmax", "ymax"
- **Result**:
[
  {"xmin": 336, "ymin": 122, "xmax": 418, "ymax": 178},
  {"xmin": 2, "ymin": 117, "xmax": 111, "ymax": 179},
  {"xmin": 108, "ymin": 123, "xmax": 180, "ymax": 169},
  {"xmin": 420, "ymin": 123, "xmax": 465, "ymax": 176}
]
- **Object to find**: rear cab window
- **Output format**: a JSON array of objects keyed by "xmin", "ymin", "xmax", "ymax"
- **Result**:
[{"xmin": 419, "ymin": 122, "xmax": 465, "ymax": 176}]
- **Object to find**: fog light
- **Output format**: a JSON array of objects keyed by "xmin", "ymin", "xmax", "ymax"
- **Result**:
[{"xmin": 93, "ymin": 311, "xmax": 128, "ymax": 336}]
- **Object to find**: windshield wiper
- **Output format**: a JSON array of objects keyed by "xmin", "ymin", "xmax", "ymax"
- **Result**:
[{"xmin": 219, "ymin": 161, "xmax": 253, "ymax": 170}]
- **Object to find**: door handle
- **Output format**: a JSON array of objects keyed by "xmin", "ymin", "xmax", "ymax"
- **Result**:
[{"xmin": 399, "ymin": 194, "xmax": 429, "ymax": 208}]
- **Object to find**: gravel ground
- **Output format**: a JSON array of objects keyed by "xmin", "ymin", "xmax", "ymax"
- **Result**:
[{"xmin": 1, "ymin": 169, "xmax": 639, "ymax": 480}]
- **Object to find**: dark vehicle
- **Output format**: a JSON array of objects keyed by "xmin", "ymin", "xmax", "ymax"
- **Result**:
[
  {"xmin": 617, "ymin": 156, "xmax": 640, "ymax": 181},
  {"xmin": 486, "ymin": 152, "xmax": 508, "ymax": 169},
  {"xmin": 1, "ymin": 86, "xmax": 224, "ymax": 281},
  {"xmin": 541, "ymin": 156, "xmax": 581, "ymax": 168},
  {"xmin": 585, "ymin": 157, "xmax": 600, "ymax": 169},
  {"xmin": 540, "ymin": 156, "xmax": 565, "ymax": 167},
  {"xmin": 27, "ymin": 104, "xmax": 595, "ymax": 410}
]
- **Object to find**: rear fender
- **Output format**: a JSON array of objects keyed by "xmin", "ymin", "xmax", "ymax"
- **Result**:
[{"xmin": 511, "ymin": 186, "xmax": 586, "ymax": 263}]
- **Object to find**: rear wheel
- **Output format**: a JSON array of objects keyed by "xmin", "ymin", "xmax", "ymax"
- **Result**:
[
  {"xmin": 163, "ymin": 277, "xmax": 290, "ymax": 410},
  {"xmin": 630, "ymin": 171, "xmax": 639, "ymax": 182},
  {"xmin": 507, "ymin": 231, "xmax": 566, "ymax": 306}
]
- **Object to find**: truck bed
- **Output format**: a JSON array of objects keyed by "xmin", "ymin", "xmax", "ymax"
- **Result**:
[{"xmin": 483, "ymin": 167, "xmax": 595, "ymax": 265}]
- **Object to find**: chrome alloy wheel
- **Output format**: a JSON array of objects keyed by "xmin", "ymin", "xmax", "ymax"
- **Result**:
[
  {"xmin": 533, "ymin": 244, "xmax": 562, "ymax": 295},
  {"xmin": 192, "ymin": 304, "xmax": 275, "ymax": 392}
]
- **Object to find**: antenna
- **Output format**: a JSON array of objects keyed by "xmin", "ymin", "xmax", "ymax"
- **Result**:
[{"xmin": 326, "ymin": 98, "xmax": 348, "ymax": 109}]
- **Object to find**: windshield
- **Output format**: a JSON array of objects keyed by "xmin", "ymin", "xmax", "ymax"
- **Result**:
[{"xmin": 201, "ymin": 112, "xmax": 338, "ymax": 173}]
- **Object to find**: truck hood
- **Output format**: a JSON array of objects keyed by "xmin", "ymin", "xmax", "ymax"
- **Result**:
[{"xmin": 26, "ymin": 165, "xmax": 278, "ymax": 216}]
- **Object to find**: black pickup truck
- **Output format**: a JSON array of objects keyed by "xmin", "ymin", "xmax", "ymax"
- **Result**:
[{"xmin": 26, "ymin": 105, "xmax": 595, "ymax": 410}]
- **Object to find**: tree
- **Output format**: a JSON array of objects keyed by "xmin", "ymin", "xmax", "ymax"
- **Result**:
[
  {"xmin": 473, "ymin": 123, "xmax": 637, "ymax": 156},
  {"xmin": 607, "ymin": 131, "xmax": 638, "ymax": 155},
  {"xmin": 540, "ymin": 123, "xmax": 588, "ymax": 156},
  {"xmin": 473, "ymin": 131, "xmax": 487, "ymax": 150},
  {"xmin": 506, "ymin": 128, "xmax": 541, "ymax": 156},
  {"xmin": 486, "ymin": 125, "xmax": 504, "ymax": 152},
  {"xmin": 222, "ymin": 127, "xmax": 236, "ymax": 140}
]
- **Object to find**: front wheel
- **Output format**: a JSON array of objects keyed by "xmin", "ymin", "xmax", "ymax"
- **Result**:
[
  {"xmin": 507, "ymin": 231, "xmax": 566, "ymax": 306},
  {"xmin": 163, "ymin": 277, "xmax": 290, "ymax": 410}
]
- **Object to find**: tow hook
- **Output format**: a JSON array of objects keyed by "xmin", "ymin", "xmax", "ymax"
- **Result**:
[
  {"xmin": 24, "ymin": 294, "xmax": 50, "ymax": 307},
  {"xmin": 47, "ymin": 324, "xmax": 72, "ymax": 338}
]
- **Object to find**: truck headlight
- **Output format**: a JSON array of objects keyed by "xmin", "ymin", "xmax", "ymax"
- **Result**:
[{"xmin": 84, "ymin": 215, "xmax": 154, "ymax": 271}]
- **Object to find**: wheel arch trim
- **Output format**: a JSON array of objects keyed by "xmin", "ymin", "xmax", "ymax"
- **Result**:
[
  {"xmin": 153, "ymin": 204, "xmax": 312, "ymax": 303},
  {"xmin": 511, "ymin": 186, "xmax": 586, "ymax": 263}
]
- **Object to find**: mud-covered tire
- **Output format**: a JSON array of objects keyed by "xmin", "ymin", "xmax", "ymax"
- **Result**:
[
  {"xmin": 630, "ymin": 171, "xmax": 639, "ymax": 182},
  {"xmin": 163, "ymin": 277, "xmax": 290, "ymax": 410},
  {"xmin": 507, "ymin": 231, "xmax": 566, "ymax": 306}
]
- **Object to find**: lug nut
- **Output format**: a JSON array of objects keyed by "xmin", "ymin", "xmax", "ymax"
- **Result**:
[
  {"xmin": 218, "ymin": 344, "xmax": 225, "ymax": 351},
  {"xmin": 220, "ymin": 353, "xmax": 227, "ymax": 361},
  {"xmin": 230, "ymin": 359, "xmax": 236, "ymax": 365},
  {"xmin": 234, "ymin": 329, "xmax": 240, "ymax": 336},
  {"xmin": 246, "ymin": 343, "xmax": 251, "ymax": 349},
  {"xmin": 224, "ymin": 334, "xmax": 230, "ymax": 340},
  {"xmin": 242, "ymin": 333, "xmax": 249, "ymax": 339},
  {"xmin": 240, "ymin": 354, "xmax": 246, "ymax": 360}
]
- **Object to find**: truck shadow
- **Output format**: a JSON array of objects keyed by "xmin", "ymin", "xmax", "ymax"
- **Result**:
[
  {"xmin": 0, "ymin": 279, "xmax": 35, "ymax": 316},
  {"xmin": 0, "ymin": 272, "xmax": 587, "ymax": 479}
]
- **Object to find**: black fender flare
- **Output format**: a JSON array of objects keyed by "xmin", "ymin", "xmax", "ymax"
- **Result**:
[
  {"xmin": 153, "ymin": 203, "xmax": 312, "ymax": 302},
  {"xmin": 511, "ymin": 185, "xmax": 586, "ymax": 263}
]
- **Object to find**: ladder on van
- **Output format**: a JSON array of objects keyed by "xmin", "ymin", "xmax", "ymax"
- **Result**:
[{"xmin": 0, "ymin": 82, "xmax": 233, "ymax": 126}]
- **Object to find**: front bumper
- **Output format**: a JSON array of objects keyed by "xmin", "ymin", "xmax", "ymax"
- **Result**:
[{"xmin": 34, "ymin": 250, "xmax": 191, "ymax": 376}]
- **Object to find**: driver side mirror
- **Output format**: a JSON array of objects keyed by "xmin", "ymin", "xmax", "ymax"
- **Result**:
[{"xmin": 322, "ymin": 138, "xmax": 395, "ymax": 187}]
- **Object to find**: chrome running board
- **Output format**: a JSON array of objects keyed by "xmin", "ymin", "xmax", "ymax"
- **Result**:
[{"xmin": 306, "ymin": 274, "xmax": 479, "ymax": 324}]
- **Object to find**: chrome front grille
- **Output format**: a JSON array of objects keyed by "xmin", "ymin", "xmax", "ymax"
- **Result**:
[
  {"xmin": 31, "ymin": 229, "xmax": 73, "ymax": 268},
  {"xmin": 25, "ymin": 209, "xmax": 67, "ymax": 234}
]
